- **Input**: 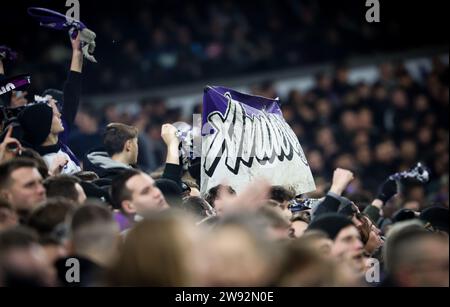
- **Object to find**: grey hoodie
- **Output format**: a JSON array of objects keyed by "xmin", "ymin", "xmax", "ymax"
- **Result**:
[{"xmin": 84, "ymin": 151, "xmax": 133, "ymax": 179}]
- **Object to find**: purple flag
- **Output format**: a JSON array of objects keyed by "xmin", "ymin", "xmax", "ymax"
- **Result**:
[
  {"xmin": 201, "ymin": 86, "xmax": 316, "ymax": 195},
  {"xmin": 27, "ymin": 7, "xmax": 86, "ymax": 36},
  {"xmin": 28, "ymin": 7, "xmax": 97, "ymax": 63}
]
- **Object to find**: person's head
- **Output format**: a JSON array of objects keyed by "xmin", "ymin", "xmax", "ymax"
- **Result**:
[
  {"xmin": 290, "ymin": 211, "xmax": 310, "ymax": 238},
  {"xmin": 204, "ymin": 184, "xmax": 236, "ymax": 215},
  {"xmin": 0, "ymin": 199, "xmax": 18, "ymax": 231},
  {"xmin": 27, "ymin": 197, "xmax": 76, "ymax": 242},
  {"xmin": 0, "ymin": 158, "xmax": 46, "ymax": 217},
  {"xmin": 196, "ymin": 213, "xmax": 281, "ymax": 286},
  {"xmin": 26, "ymin": 197, "xmax": 76, "ymax": 263},
  {"xmin": 386, "ymin": 228, "xmax": 449, "ymax": 287},
  {"xmin": 382, "ymin": 219, "xmax": 425, "ymax": 265},
  {"xmin": 43, "ymin": 175, "xmax": 86, "ymax": 205},
  {"xmin": 182, "ymin": 196, "xmax": 216, "ymax": 221},
  {"xmin": 307, "ymin": 214, "xmax": 364, "ymax": 269},
  {"xmin": 258, "ymin": 205, "xmax": 292, "ymax": 240},
  {"xmin": 48, "ymin": 100, "xmax": 64, "ymax": 135},
  {"xmin": 0, "ymin": 226, "xmax": 56, "ymax": 286},
  {"xmin": 70, "ymin": 201, "xmax": 120, "ymax": 267},
  {"xmin": 298, "ymin": 230, "xmax": 333, "ymax": 257},
  {"xmin": 110, "ymin": 169, "xmax": 167, "ymax": 216},
  {"xmin": 106, "ymin": 211, "xmax": 196, "ymax": 286},
  {"xmin": 17, "ymin": 102, "xmax": 62, "ymax": 146},
  {"xmin": 41, "ymin": 91, "xmax": 64, "ymax": 135},
  {"xmin": 18, "ymin": 147, "xmax": 50, "ymax": 179},
  {"xmin": 103, "ymin": 123, "xmax": 139, "ymax": 165},
  {"xmin": 275, "ymin": 240, "xmax": 338, "ymax": 286},
  {"xmin": 269, "ymin": 186, "xmax": 295, "ymax": 220},
  {"xmin": 74, "ymin": 104, "xmax": 99, "ymax": 134},
  {"xmin": 420, "ymin": 206, "xmax": 449, "ymax": 235}
]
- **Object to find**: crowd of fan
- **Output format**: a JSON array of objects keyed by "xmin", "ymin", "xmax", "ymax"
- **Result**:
[
  {"xmin": 3, "ymin": 0, "xmax": 442, "ymax": 94},
  {"xmin": 0, "ymin": 32, "xmax": 448, "ymax": 287}
]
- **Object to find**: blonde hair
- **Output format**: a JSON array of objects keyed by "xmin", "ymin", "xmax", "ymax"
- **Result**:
[{"xmin": 106, "ymin": 212, "xmax": 192, "ymax": 286}]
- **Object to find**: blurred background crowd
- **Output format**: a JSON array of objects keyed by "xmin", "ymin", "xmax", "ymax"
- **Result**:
[
  {"xmin": 1, "ymin": 0, "xmax": 447, "ymax": 93},
  {"xmin": 0, "ymin": 0, "xmax": 448, "ymax": 288}
]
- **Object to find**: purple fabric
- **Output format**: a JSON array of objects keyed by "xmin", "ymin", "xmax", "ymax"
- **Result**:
[
  {"xmin": 27, "ymin": 7, "xmax": 86, "ymax": 34},
  {"xmin": 0, "ymin": 74, "xmax": 31, "ymax": 96},
  {"xmin": 114, "ymin": 211, "xmax": 132, "ymax": 232},
  {"xmin": 202, "ymin": 86, "xmax": 282, "ymax": 135}
]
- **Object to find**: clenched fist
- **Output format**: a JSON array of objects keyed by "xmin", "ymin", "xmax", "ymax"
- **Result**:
[{"xmin": 329, "ymin": 168, "xmax": 354, "ymax": 195}]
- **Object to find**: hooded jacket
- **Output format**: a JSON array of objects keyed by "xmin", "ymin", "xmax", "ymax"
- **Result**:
[{"xmin": 83, "ymin": 150, "xmax": 133, "ymax": 181}]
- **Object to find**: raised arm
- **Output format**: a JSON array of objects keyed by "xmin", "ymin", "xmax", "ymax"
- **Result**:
[
  {"xmin": 61, "ymin": 32, "xmax": 83, "ymax": 134},
  {"xmin": 313, "ymin": 168, "xmax": 354, "ymax": 219},
  {"xmin": 363, "ymin": 177, "xmax": 398, "ymax": 223},
  {"xmin": 161, "ymin": 123, "xmax": 183, "ymax": 186},
  {"xmin": 70, "ymin": 32, "xmax": 83, "ymax": 73}
]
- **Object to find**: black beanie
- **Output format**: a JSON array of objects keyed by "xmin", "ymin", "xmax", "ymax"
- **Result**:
[
  {"xmin": 392, "ymin": 208, "xmax": 417, "ymax": 223},
  {"xmin": 307, "ymin": 213, "xmax": 354, "ymax": 240},
  {"xmin": 17, "ymin": 103, "xmax": 53, "ymax": 146},
  {"xmin": 420, "ymin": 206, "xmax": 449, "ymax": 233}
]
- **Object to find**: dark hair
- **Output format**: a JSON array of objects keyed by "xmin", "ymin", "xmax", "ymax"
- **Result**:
[
  {"xmin": 182, "ymin": 196, "xmax": 214, "ymax": 218},
  {"xmin": 26, "ymin": 197, "xmax": 77, "ymax": 244},
  {"xmin": 0, "ymin": 226, "xmax": 38, "ymax": 252},
  {"xmin": 103, "ymin": 123, "xmax": 138, "ymax": 156},
  {"xmin": 110, "ymin": 169, "xmax": 142, "ymax": 210},
  {"xmin": 18, "ymin": 148, "xmax": 50, "ymax": 179},
  {"xmin": 270, "ymin": 186, "xmax": 295, "ymax": 203},
  {"xmin": 355, "ymin": 213, "xmax": 372, "ymax": 244},
  {"xmin": 71, "ymin": 201, "xmax": 114, "ymax": 233},
  {"xmin": 0, "ymin": 158, "xmax": 38, "ymax": 190},
  {"xmin": 291, "ymin": 211, "xmax": 311, "ymax": 224},
  {"xmin": 43, "ymin": 175, "xmax": 82, "ymax": 203},
  {"xmin": 204, "ymin": 184, "xmax": 236, "ymax": 207}
]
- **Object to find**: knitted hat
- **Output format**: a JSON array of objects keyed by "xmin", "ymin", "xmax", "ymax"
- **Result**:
[
  {"xmin": 392, "ymin": 208, "xmax": 417, "ymax": 223},
  {"xmin": 420, "ymin": 206, "xmax": 449, "ymax": 233},
  {"xmin": 17, "ymin": 103, "xmax": 53, "ymax": 146},
  {"xmin": 307, "ymin": 213, "xmax": 354, "ymax": 240}
]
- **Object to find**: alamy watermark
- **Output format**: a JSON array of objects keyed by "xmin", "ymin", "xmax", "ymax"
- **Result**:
[
  {"xmin": 365, "ymin": 0, "xmax": 380, "ymax": 23},
  {"xmin": 66, "ymin": 0, "xmax": 80, "ymax": 20},
  {"xmin": 65, "ymin": 257, "xmax": 80, "ymax": 283},
  {"xmin": 365, "ymin": 258, "xmax": 381, "ymax": 283}
]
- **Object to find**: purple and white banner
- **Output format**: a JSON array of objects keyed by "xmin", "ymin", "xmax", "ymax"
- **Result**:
[
  {"xmin": 0, "ymin": 74, "xmax": 31, "ymax": 96},
  {"xmin": 201, "ymin": 86, "xmax": 316, "ymax": 195}
]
